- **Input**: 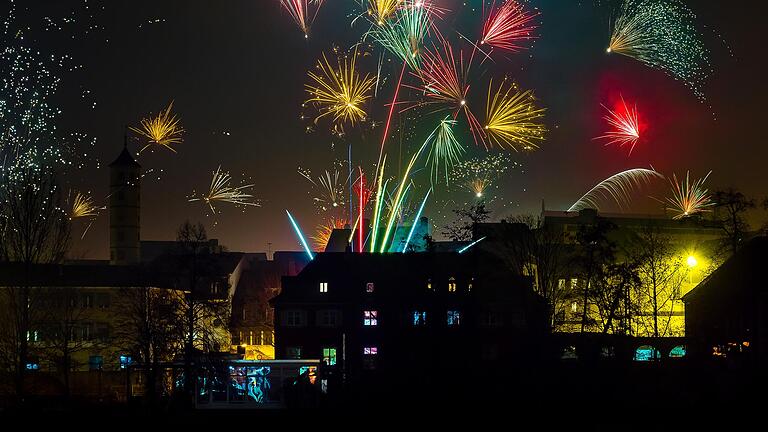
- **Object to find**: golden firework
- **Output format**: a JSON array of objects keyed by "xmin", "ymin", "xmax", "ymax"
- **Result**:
[
  {"xmin": 484, "ymin": 79, "xmax": 546, "ymax": 151},
  {"xmin": 130, "ymin": 101, "xmax": 184, "ymax": 154}
]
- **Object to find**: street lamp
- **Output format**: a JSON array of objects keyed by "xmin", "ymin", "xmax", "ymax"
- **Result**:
[{"xmin": 686, "ymin": 255, "xmax": 698, "ymax": 268}]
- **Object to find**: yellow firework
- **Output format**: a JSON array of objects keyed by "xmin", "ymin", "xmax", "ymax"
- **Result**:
[
  {"xmin": 368, "ymin": 0, "xmax": 403, "ymax": 25},
  {"xmin": 311, "ymin": 216, "xmax": 348, "ymax": 251},
  {"xmin": 189, "ymin": 166, "xmax": 260, "ymax": 214},
  {"xmin": 306, "ymin": 50, "xmax": 376, "ymax": 128},
  {"xmin": 666, "ymin": 171, "xmax": 714, "ymax": 219},
  {"xmin": 69, "ymin": 192, "xmax": 100, "ymax": 219},
  {"xmin": 484, "ymin": 79, "xmax": 546, "ymax": 151},
  {"xmin": 130, "ymin": 101, "xmax": 184, "ymax": 154}
]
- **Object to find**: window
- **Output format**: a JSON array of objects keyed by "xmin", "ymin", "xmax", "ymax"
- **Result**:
[
  {"xmin": 119, "ymin": 355, "xmax": 132, "ymax": 369},
  {"xmin": 322, "ymin": 347, "xmax": 337, "ymax": 366},
  {"xmin": 83, "ymin": 293, "xmax": 94, "ymax": 308},
  {"xmin": 558, "ymin": 279, "xmax": 566, "ymax": 290},
  {"xmin": 571, "ymin": 302, "xmax": 578, "ymax": 313},
  {"xmin": 448, "ymin": 277, "xmax": 457, "ymax": 292},
  {"xmin": 366, "ymin": 282, "xmax": 375, "ymax": 293},
  {"xmin": 89, "ymin": 355, "xmax": 103, "ymax": 371},
  {"xmin": 363, "ymin": 310, "xmax": 378, "ymax": 326},
  {"xmin": 210, "ymin": 281, "xmax": 220, "ymax": 295},
  {"xmin": 481, "ymin": 311, "xmax": 502, "ymax": 327},
  {"xmin": 281, "ymin": 310, "xmax": 307, "ymax": 327},
  {"xmin": 242, "ymin": 306, "xmax": 247, "ymax": 321},
  {"xmin": 363, "ymin": 347, "xmax": 378, "ymax": 369},
  {"xmin": 286, "ymin": 346, "xmax": 302, "ymax": 359},
  {"xmin": 412, "ymin": 311, "xmax": 427, "ymax": 326},
  {"xmin": 248, "ymin": 331, "xmax": 254, "ymax": 345},
  {"xmin": 468, "ymin": 278, "xmax": 474, "ymax": 292},
  {"xmin": 570, "ymin": 278, "xmax": 578, "ymax": 290},
  {"xmin": 319, "ymin": 282, "xmax": 328, "ymax": 293},
  {"xmin": 447, "ymin": 310, "xmax": 461, "ymax": 326},
  {"xmin": 427, "ymin": 279, "xmax": 432, "ymax": 290},
  {"xmin": 317, "ymin": 309, "xmax": 340, "ymax": 327}
]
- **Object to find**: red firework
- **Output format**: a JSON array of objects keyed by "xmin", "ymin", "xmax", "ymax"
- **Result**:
[
  {"xmin": 410, "ymin": 39, "xmax": 484, "ymax": 144},
  {"xmin": 280, "ymin": 0, "xmax": 325, "ymax": 38},
  {"xmin": 595, "ymin": 96, "xmax": 642, "ymax": 154},
  {"xmin": 481, "ymin": 0, "xmax": 540, "ymax": 53}
]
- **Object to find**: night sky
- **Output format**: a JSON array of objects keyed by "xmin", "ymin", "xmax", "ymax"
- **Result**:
[{"xmin": 12, "ymin": 1, "xmax": 766, "ymax": 259}]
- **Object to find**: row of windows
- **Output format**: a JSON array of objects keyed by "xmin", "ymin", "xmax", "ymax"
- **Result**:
[
  {"xmin": 316, "ymin": 278, "xmax": 475, "ymax": 294},
  {"xmin": 281, "ymin": 309, "xmax": 507, "ymax": 328},
  {"xmin": 27, "ymin": 323, "xmax": 110, "ymax": 343},
  {"xmin": 235, "ymin": 330, "xmax": 275, "ymax": 346},
  {"xmin": 286, "ymin": 346, "xmax": 378, "ymax": 369}
]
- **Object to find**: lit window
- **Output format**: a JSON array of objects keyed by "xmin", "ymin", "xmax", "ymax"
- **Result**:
[
  {"xmin": 363, "ymin": 310, "xmax": 378, "ymax": 326},
  {"xmin": 363, "ymin": 346, "xmax": 378, "ymax": 355},
  {"xmin": 319, "ymin": 282, "xmax": 328, "ymax": 293},
  {"xmin": 363, "ymin": 346, "xmax": 378, "ymax": 369},
  {"xmin": 448, "ymin": 277, "xmax": 457, "ymax": 292},
  {"xmin": 366, "ymin": 282, "xmax": 375, "ymax": 293},
  {"xmin": 322, "ymin": 347, "xmax": 337, "ymax": 366},
  {"xmin": 89, "ymin": 355, "xmax": 103, "ymax": 371},
  {"xmin": 570, "ymin": 278, "xmax": 578, "ymax": 290},
  {"xmin": 413, "ymin": 311, "xmax": 427, "ymax": 326},
  {"xmin": 447, "ymin": 310, "xmax": 461, "ymax": 326},
  {"xmin": 427, "ymin": 279, "xmax": 432, "ymax": 290},
  {"xmin": 571, "ymin": 302, "xmax": 578, "ymax": 313},
  {"xmin": 558, "ymin": 279, "xmax": 566, "ymax": 289},
  {"xmin": 119, "ymin": 355, "xmax": 132, "ymax": 369}
]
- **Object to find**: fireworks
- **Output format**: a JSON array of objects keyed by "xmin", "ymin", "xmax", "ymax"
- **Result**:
[
  {"xmin": 481, "ymin": 0, "xmax": 540, "ymax": 53},
  {"xmin": 425, "ymin": 116, "xmax": 464, "ymax": 186},
  {"xmin": 298, "ymin": 164, "xmax": 347, "ymax": 212},
  {"xmin": 665, "ymin": 171, "xmax": 714, "ymax": 219},
  {"xmin": 189, "ymin": 166, "xmax": 261, "ymax": 215},
  {"xmin": 607, "ymin": 0, "xmax": 710, "ymax": 100},
  {"xmin": 130, "ymin": 102, "xmax": 184, "ymax": 154},
  {"xmin": 368, "ymin": 0, "xmax": 404, "ymax": 25},
  {"xmin": 568, "ymin": 168, "xmax": 663, "ymax": 212},
  {"xmin": 305, "ymin": 49, "xmax": 376, "ymax": 129},
  {"xmin": 484, "ymin": 79, "xmax": 546, "ymax": 151},
  {"xmin": 367, "ymin": 1, "xmax": 432, "ymax": 71},
  {"xmin": 450, "ymin": 154, "xmax": 511, "ymax": 199},
  {"xmin": 595, "ymin": 96, "xmax": 641, "ymax": 154},
  {"xmin": 280, "ymin": 0, "xmax": 325, "ymax": 38},
  {"xmin": 312, "ymin": 216, "xmax": 348, "ymax": 251},
  {"xmin": 414, "ymin": 39, "xmax": 484, "ymax": 143},
  {"xmin": 69, "ymin": 191, "xmax": 100, "ymax": 219}
]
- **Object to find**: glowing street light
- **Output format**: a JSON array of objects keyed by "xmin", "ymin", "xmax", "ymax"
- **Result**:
[{"xmin": 686, "ymin": 255, "xmax": 698, "ymax": 268}]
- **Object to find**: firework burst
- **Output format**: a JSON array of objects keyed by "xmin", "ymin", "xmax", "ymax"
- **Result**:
[
  {"xmin": 568, "ymin": 168, "xmax": 663, "ymax": 212},
  {"xmin": 280, "ymin": 0, "xmax": 325, "ymax": 38},
  {"xmin": 607, "ymin": 0, "xmax": 710, "ymax": 100},
  {"xmin": 481, "ymin": 0, "xmax": 540, "ymax": 53},
  {"xmin": 425, "ymin": 116, "xmax": 464, "ymax": 186},
  {"xmin": 367, "ymin": 0, "xmax": 433, "ymax": 70},
  {"xmin": 595, "ymin": 96, "xmax": 641, "ymax": 154},
  {"xmin": 189, "ymin": 166, "xmax": 261, "ymax": 215},
  {"xmin": 306, "ymin": 49, "xmax": 376, "ymax": 129},
  {"xmin": 450, "ymin": 154, "xmax": 511, "ymax": 199},
  {"xmin": 298, "ymin": 164, "xmax": 347, "ymax": 212},
  {"xmin": 484, "ymin": 78, "xmax": 546, "ymax": 151},
  {"xmin": 312, "ymin": 216, "xmax": 348, "ymax": 251},
  {"xmin": 69, "ymin": 191, "xmax": 100, "ymax": 220},
  {"xmin": 367, "ymin": 0, "xmax": 404, "ymax": 25},
  {"xmin": 665, "ymin": 171, "xmax": 714, "ymax": 219},
  {"xmin": 130, "ymin": 102, "xmax": 184, "ymax": 154}
]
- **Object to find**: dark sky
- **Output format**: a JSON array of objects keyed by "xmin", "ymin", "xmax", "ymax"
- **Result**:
[{"xmin": 13, "ymin": 1, "xmax": 766, "ymax": 259}]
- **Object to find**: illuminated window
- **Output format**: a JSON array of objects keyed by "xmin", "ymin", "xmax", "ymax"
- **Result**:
[
  {"xmin": 89, "ymin": 355, "xmax": 103, "ymax": 371},
  {"xmin": 322, "ymin": 347, "xmax": 337, "ymax": 366},
  {"xmin": 570, "ymin": 278, "xmax": 578, "ymax": 290},
  {"xmin": 363, "ymin": 310, "xmax": 378, "ymax": 326},
  {"xmin": 363, "ymin": 346, "xmax": 378, "ymax": 369},
  {"xmin": 248, "ymin": 331, "xmax": 254, "ymax": 345},
  {"xmin": 427, "ymin": 279, "xmax": 432, "ymax": 290},
  {"xmin": 558, "ymin": 279, "xmax": 566, "ymax": 290},
  {"xmin": 571, "ymin": 302, "xmax": 578, "ymax": 313},
  {"xmin": 413, "ymin": 311, "xmax": 427, "ymax": 326},
  {"xmin": 363, "ymin": 346, "xmax": 378, "ymax": 355},
  {"xmin": 634, "ymin": 345, "xmax": 660, "ymax": 361},
  {"xmin": 366, "ymin": 282, "xmax": 375, "ymax": 293},
  {"xmin": 319, "ymin": 282, "xmax": 328, "ymax": 293},
  {"xmin": 447, "ymin": 310, "xmax": 461, "ymax": 326},
  {"xmin": 448, "ymin": 277, "xmax": 457, "ymax": 292},
  {"xmin": 119, "ymin": 355, "xmax": 132, "ymax": 369},
  {"xmin": 286, "ymin": 346, "xmax": 302, "ymax": 359},
  {"xmin": 669, "ymin": 345, "xmax": 686, "ymax": 358}
]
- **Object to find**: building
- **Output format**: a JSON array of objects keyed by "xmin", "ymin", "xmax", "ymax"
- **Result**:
[
  {"xmin": 109, "ymin": 138, "xmax": 141, "ymax": 265},
  {"xmin": 474, "ymin": 208, "xmax": 724, "ymax": 336},
  {"xmin": 684, "ymin": 236, "xmax": 768, "ymax": 364},
  {"xmin": 272, "ymin": 252, "xmax": 547, "ymax": 393}
]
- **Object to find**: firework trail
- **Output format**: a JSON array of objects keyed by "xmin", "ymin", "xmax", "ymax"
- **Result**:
[
  {"xmin": 312, "ymin": 216, "xmax": 349, "ymax": 251},
  {"xmin": 484, "ymin": 78, "xmax": 546, "ymax": 151},
  {"xmin": 280, "ymin": 0, "xmax": 325, "ymax": 38},
  {"xmin": 481, "ymin": 0, "xmax": 540, "ymax": 53},
  {"xmin": 130, "ymin": 101, "xmax": 184, "ymax": 154},
  {"xmin": 568, "ymin": 168, "xmax": 663, "ymax": 212},
  {"xmin": 298, "ymin": 164, "xmax": 347, "ymax": 212},
  {"xmin": 425, "ymin": 116, "xmax": 464, "ymax": 186},
  {"xmin": 449, "ymin": 154, "xmax": 511, "ymax": 199},
  {"xmin": 607, "ymin": 0, "xmax": 710, "ymax": 101},
  {"xmin": 189, "ymin": 166, "xmax": 261, "ymax": 215},
  {"xmin": 595, "ymin": 96, "xmax": 641, "ymax": 154},
  {"xmin": 665, "ymin": 171, "xmax": 714, "ymax": 219},
  {"xmin": 306, "ymin": 49, "xmax": 376, "ymax": 129},
  {"xmin": 68, "ymin": 191, "xmax": 104, "ymax": 239}
]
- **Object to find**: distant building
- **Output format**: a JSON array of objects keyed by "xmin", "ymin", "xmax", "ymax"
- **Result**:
[
  {"xmin": 272, "ymin": 252, "xmax": 547, "ymax": 388},
  {"xmin": 109, "ymin": 139, "xmax": 141, "ymax": 265},
  {"xmin": 684, "ymin": 236, "xmax": 768, "ymax": 363}
]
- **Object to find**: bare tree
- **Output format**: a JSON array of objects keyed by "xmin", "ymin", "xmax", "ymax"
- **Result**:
[
  {"xmin": 713, "ymin": 188, "xmax": 756, "ymax": 255},
  {"xmin": 442, "ymin": 202, "xmax": 491, "ymax": 241},
  {"xmin": 0, "ymin": 172, "xmax": 70, "ymax": 396},
  {"xmin": 573, "ymin": 218, "xmax": 617, "ymax": 333}
]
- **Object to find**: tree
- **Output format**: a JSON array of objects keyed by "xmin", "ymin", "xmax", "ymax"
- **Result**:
[
  {"xmin": 592, "ymin": 262, "xmax": 640, "ymax": 335},
  {"xmin": 0, "ymin": 172, "xmax": 70, "ymax": 396},
  {"xmin": 712, "ymin": 188, "xmax": 756, "ymax": 255},
  {"xmin": 573, "ymin": 218, "xmax": 617, "ymax": 333},
  {"xmin": 442, "ymin": 202, "xmax": 491, "ymax": 241}
]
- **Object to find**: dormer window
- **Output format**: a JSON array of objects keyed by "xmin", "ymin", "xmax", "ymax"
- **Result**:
[
  {"xmin": 319, "ymin": 282, "xmax": 328, "ymax": 293},
  {"xmin": 366, "ymin": 282, "xmax": 375, "ymax": 293},
  {"xmin": 448, "ymin": 277, "xmax": 457, "ymax": 293}
]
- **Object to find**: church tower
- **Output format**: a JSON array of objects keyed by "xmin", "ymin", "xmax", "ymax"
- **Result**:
[{"xmin": 109, "ymin": 136, "xmax": 141, "ymax": 265}]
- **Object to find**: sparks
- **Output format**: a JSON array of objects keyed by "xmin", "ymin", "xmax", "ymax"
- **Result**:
[
  {"xmin": 69, "ymin": 191, "xmax": 100, "ymax": 219},
  {"xmin": 306, "ymin": 49, "xmax": 376, "ymax": 129},
  {"xmin": 280, "ymin": 0, "xmax": 325, "ymax": 38},
  {"xmin": 130, "ymin": 101, "xmax": 184, "ymax": 154},
  {"xmin": 425, "ymin": 116, "xmax": 465, "ymax": 186},
  {"xmin": 367, "ymin": 0, "xmax": 432, "ymax": 71},
  {"xmin": 595, "ymin": 96, "xmax": 641, "ymax": 154},
  {"xmin": 299, "ymin": 164, "xmax": 347, "ymax": 212},
  {"xmin": 665, "ymin": 171, "xmax": 714, "ymax": 219},
  {"xmin": 481, "ymin": 0, "xmax": 540, "ymax": 53},
  {"xmin": 312, "ymin": 216, "xmax": 348, "ymax": 251},
  {"xmin": 568, "ymin": 168, "xmax": 664, "ymax": 212},
  {"xmin": 367, "ymin": 0, "xmax": 403, "ymax": 25},
  {"xmin": 189, "ymin": 166, "xmax": 260, "ymax": 215},
  {"xmin": 484, "ymin": 78, "xmax": 546, "ymax": 151}
]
